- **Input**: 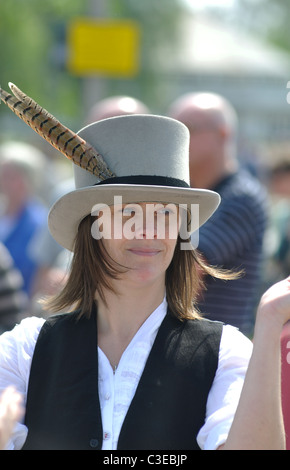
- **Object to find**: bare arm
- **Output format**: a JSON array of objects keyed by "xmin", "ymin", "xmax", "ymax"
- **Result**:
[{"xmin": 222, "ymin": 277, "xmax": 290, "ymax": 450}]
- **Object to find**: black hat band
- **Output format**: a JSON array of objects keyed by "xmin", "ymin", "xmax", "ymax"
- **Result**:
[{"xmin": 95, "ymin": 175, "xmax": 190, "ymax": 188}]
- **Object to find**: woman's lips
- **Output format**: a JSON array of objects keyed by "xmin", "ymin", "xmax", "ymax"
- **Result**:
[{"xmin": 127, "ymin": 248, "xmax": 161, "ymax": 257}]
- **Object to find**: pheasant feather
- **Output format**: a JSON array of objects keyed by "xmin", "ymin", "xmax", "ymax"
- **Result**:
[{"xmin": 0, "ymin": 83, "xmax": 114, "ymax": 181}]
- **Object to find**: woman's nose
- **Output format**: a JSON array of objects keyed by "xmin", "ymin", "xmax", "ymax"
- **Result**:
[{"xmin": 134, "ymin": 210, "xmax": 158, "ymax": 239}]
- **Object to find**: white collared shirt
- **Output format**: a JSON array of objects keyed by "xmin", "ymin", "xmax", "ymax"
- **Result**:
[{"xmin": 0, "ymin": 299, "xmax": 252, "ymax": 450}]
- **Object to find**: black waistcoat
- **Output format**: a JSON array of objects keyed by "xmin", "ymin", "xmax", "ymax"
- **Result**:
[{"xmin": 22, "ymin": 307, "xmax": 222, "ymax": 450}]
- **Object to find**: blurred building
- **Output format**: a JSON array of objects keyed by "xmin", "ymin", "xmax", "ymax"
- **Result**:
[
  {"xmin": 2, "ymin": 11, "xmax": 290, "ymax": 160},
  {"xmin": 157, "ymin": 12, "xmax": 290, "ymax": 149}
]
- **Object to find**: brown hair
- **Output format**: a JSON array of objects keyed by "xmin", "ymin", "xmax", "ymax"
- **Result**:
[{"xmin": 42, "ymin": 215, "xmax": 239, "ymax": 320}]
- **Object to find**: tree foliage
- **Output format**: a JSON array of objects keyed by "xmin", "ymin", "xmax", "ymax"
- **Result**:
[
  {"xmin": 0, "ymin": 0, "xmax": 184, "ymax": 118},
  {"xmin": 0, "ymin": 0, "xmax": 84, "ymax": 116},
  {"xmin": 207, "ymin": 0, "xmax": 290, "ymax": 53},
  {"xmin": 109, "ymin": 0, "xmax": 184, "ymax": 109}
]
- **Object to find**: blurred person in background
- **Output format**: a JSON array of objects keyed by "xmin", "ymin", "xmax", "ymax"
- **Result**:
[
  {"xmin": 31, "ymin": 95, "xmax": 150, "ymax": 316},
  {"xmin": 0, "ymin": 241, "xmax": 28, "ymax": 333},
  {"xmin": 86, "ymin": 95, "xmax": 150, "ymax": 124},
  {"xmin": 169, "ymin": 92, "xmax": 268, "ymax": 337},
  {"xmin": 30, "ymin": 177, "xmax": 74, "ymax": 316},
  {"xmin": 270, "ymin": 162, "xmax": 290, "ymax": 278},
  {"xmin": 263, "ymin": 160, "xmax": 290, "ymax": 288},
  {"xmin": 0, "ymin": 142, "xmax": 48, "ymax": 297}
]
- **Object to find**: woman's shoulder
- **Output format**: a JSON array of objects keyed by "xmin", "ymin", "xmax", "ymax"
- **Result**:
[
  {"xmin": 185, "ymin": 319, "xmax": 253, "ymax": 363},
  {"xmin": 219, "ymin": 323, "xmax": 253, "ymax": 363},
  {"xmin": 0, "ymin": 316, "xmax": 46, "ymax": 347},
  {"xmin": 0, "ymin": 316, "xmax": 46, "ymax": 386}
]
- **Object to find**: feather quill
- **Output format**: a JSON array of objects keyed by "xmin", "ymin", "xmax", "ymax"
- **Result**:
[{"xmin": 0, "ymin": 83, "xmax": 114, "ymax": 180}]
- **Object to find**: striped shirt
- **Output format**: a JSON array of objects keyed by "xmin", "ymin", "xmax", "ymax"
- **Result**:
[
  {"xmin": 195, "ymin": 170, "xmax": 268, "ymax": 336},
  {"xmin": 0, "ymin": 243, "xmax": 28, "ymax": 333}
]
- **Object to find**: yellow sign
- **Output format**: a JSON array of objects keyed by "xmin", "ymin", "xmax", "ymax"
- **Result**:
[{"xmin": 67, "ymin": 19, "xmax": 140, "ymax": 77}]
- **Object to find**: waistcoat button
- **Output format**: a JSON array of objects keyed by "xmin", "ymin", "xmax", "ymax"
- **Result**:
[{"xmin": 89, "ymin": 438, "xmax": 99, "ymax": 448}]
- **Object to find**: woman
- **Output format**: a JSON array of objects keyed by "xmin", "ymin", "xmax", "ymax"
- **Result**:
[{"xmin": 0, "ymin": 113, "xmax": 289, "ymax": 450}]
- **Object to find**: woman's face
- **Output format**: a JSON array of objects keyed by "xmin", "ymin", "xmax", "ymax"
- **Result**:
[{"xmin": 93, "ymin": 202, "xmax": 180, "ymax": 286}]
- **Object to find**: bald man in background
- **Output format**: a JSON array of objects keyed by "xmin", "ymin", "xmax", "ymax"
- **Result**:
[
  {"xmin": 86, "ymin": 95, "xmax": 150, "ymax": 123},
  {"xmin": 169, "ymin": 93, "xmax": 268, "ymax": 336}
]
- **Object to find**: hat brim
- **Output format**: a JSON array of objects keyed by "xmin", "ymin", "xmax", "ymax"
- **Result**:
[{"xmin": 48, "ymin": 184, "xmax": 220, "ymax": 251}]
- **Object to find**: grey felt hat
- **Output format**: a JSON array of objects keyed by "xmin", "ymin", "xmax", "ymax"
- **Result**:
[{"xmin": 48, "ymin": 114, "xmax": 220, "ymax": 251}]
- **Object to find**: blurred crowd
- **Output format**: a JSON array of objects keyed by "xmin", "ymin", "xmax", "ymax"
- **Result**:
[{"xmin": 0, "ymin": 91, "xmax": 289, "ymax": 337}]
